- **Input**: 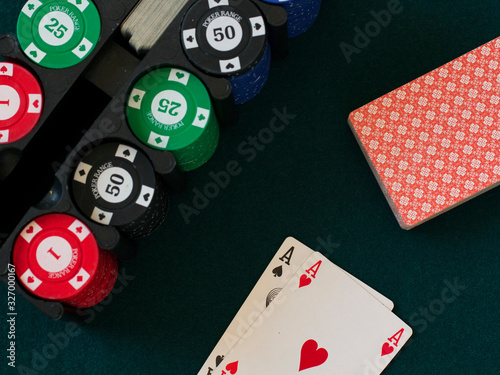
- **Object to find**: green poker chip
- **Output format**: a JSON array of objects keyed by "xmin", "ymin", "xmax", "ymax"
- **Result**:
[
  {"xmin": 126, "ymin": 67, "xmax": 220, "ymax": 172},
  {"xmin": 17, "ymin": 0, "xmax": 101, "ymax": 69}
]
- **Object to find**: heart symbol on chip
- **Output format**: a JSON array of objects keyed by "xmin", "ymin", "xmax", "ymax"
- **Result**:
[
  {"xmin": 381, "ymin": 342, "xmax": 394, "ymax": 356},
  {"xmin": 30, "ymin": 50, "xmax": 38, "ymax": 58},
  {"xmin": 225, "ymin": 361, "xmax": 238, "ymax": 374},
  {"xmin": 26, "ymin": 226, "xmax": 34, "ymax": 234},
  {"xmin": 176, "ymin": 72, "xmax": 185, "ymax": 79},
  {"xmin": 143, "ymin": 193, "xmax": 151, "ymax": 202},
  {"xmin": 255, "ymin": 23, "xmax": 262, "ymax": 30},
  {"xmin": 33, "ymin": 100, "xmax": 39, "ymax": 108},
  {"xmin": 299, "ymin": 339, "xmax": 328, "ymax": 372},
  {"xmin": 299, "ymin": 274, "xmax": 312, "ymax": 288}
]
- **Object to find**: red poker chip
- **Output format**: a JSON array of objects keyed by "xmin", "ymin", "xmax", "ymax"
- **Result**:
[
  {"xmin": 0, "ymin": 62, "xmax": 43, "ymax": 144},
  {"xmin": 13, "ymin": 213, "xmax": 101, "ymax": 302}
]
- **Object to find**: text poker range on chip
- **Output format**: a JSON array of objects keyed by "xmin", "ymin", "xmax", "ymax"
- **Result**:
[{"xmin": 17, "ymin": 0, "xmax": 101, "ymax": 69}]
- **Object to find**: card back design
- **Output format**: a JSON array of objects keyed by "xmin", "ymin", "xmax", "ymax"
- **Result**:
[{"xmin": 349, "ymin": 37, "xmax": 500, "ymax": 229}]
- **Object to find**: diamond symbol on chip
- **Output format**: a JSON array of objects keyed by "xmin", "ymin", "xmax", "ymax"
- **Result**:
[
  {"xmin": 77, "ymin": 276, "xmax": 83, "ymax": 282},
  {"xmin": 155, "ymin": 137, "xmax": 163, "ymax": 144},
  {"xmin": 79, "ymin": 169, "xmax": 86, "ymax": 177}
]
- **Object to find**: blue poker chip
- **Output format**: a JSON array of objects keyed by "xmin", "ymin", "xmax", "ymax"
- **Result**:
[{"xmin": 260, "ymin": 0, "xmax": 322, "ymax": 38}]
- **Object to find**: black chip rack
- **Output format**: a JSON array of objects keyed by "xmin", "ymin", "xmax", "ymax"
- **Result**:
[{"xmin": 0, "ymin": 0, "xmax": 289, "ymax": 320}]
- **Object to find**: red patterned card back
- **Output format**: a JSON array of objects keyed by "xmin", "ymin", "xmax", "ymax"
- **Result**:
[{"xmin": 349, "ymin": 37, "xmax": 500, "ymax": 229}]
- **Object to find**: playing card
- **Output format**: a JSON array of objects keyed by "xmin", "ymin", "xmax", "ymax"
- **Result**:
[
  {"xmin": 199, "ymin": 238, "xmax": 394, "ymax": 375},
  {"xmin": 216, "ymin": 252, "xmax": 412, "ymax": 375},
  {"xmin": 198, "ymin": 237, "xmax": 313, "ymax": 375},
  {"xmin": 349, "ymin": 36, "xmax": 500, "ymax": 229}
]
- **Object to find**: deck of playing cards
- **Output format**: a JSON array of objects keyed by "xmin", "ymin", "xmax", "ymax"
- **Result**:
[
  {"xmin": 349, "ymin": 37, "xmax": 500, "ymax": 229},
  {"xmin": 199, "ymin": 238, "xmax": 412, "ymax": 374}
]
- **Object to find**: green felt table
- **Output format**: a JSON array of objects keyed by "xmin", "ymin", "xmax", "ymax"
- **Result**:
[{"xmin": 1, "ymin": 0, "xmax": 499, "ymax": 374}]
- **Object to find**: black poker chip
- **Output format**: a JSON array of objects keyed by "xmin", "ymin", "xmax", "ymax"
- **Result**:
[
  {"xmin": 71, "ymin": 142, "xmax": 168, "ymax": 238},
  {"xmin": 181, "ymin": 0, "xmax": 268, "ymax": 77}
]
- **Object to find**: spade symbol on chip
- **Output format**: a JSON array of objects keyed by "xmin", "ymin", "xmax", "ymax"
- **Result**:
[
  {"xmin": 272, "ymin": 265, "xmax": 283, "ymax": 277},
  {"xmin": 226, "ymin": 63, "xmax": 235, "ymax": 70},
  {"xmin": 0, "ymin": 66, "xmax": 7, "ymax": 73}
]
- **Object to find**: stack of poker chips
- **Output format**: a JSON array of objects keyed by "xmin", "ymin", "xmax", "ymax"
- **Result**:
[
  {"xmin": 260, "ymin": 0, "xmax": 322, "ymax": 38},
  {"xmin": 125, "ymin": 67, "xmax": 220, "ymax": 172},
  {"xmin": 181, "ymin": 0, "xmax": 271, "ymax": 105},
  {"xmin": 0, "ymin": 62, "xmax": 43, "ymax": 145},
  {"xmin": 12, "ymin": 214, "xmax": 118, "ymax": 309},
  {"xmin": 71, "ymin": 143, "xmax": 170, "ymax": 238},
  {"xmin": 17, "ymin": 0, "xmax": 102, "ymax": 69}
]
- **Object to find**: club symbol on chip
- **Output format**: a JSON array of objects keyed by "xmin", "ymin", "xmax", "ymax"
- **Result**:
[{"xmin": 98, "ymin": 213, "xmax": 106, "ymax": 221}]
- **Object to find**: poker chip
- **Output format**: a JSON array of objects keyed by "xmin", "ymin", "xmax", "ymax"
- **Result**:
[
  {"xmin": 125, "ymin": 67, "xmax": 220, "ymax": 171},
  {"xmin": 181, "ymin": 0, "xmax": 270, "ymax": 104},
  {"xmin": 0, "ymin": 62, "xmax": 43, "ymax": 144},
  {"xmin": 260, "ymin": 0, "xmax": 322, "ymax": 38},
  {"xmin": 72, "ymin": 142, "xmax": 169, "ymax": 238},
  {"xmin": 17, "ymin": 0, "xmax": 101, "ymax": 69},
  {"xmin": 12, "ymin": 213, "xmax": 117, "ymax": 308}
]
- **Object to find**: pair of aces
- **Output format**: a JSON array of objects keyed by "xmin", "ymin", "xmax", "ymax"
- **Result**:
[{"xmin": 199, "ymin": 237, "xmax": 412, "ymax": 374}]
